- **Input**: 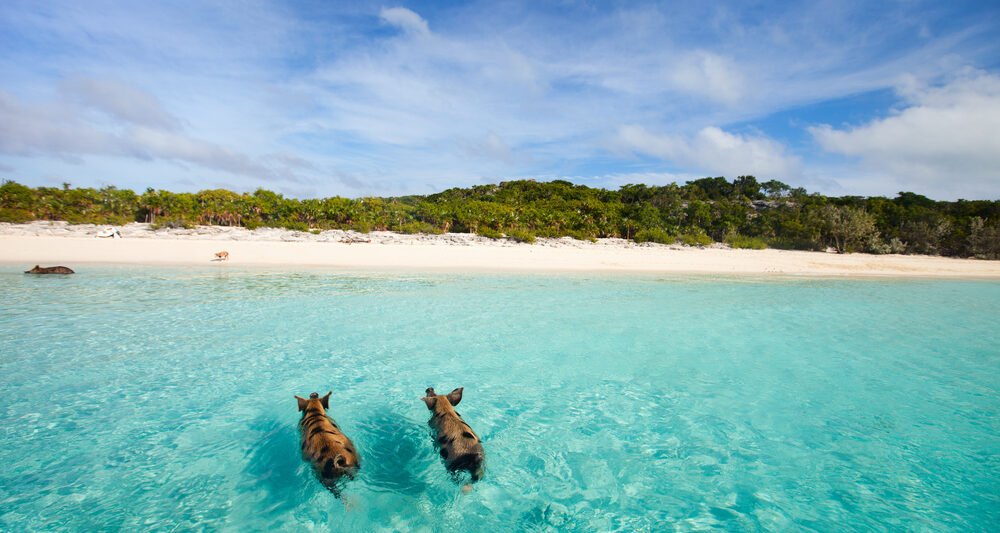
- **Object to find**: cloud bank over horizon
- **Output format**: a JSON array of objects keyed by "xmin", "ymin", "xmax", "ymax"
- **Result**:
[{"xmin": 1, "ymin": 0, "xmax": 998, "ymax": 200}]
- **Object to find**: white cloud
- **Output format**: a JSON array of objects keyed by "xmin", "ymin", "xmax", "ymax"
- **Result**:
[
  {"xmin": 669, "ymin": 51, "xmax": 746, "ymax": 104},
  {"xmin": 614, "ymin": 124, "xmax": 800, "ymax": 180},
  {"xmin": 811, "ymin": 71, "xmax": 1000, "ymax": 199},
  {"xmin": 379, "ymin": 7, "xmax": 430, "ymax": 37}
]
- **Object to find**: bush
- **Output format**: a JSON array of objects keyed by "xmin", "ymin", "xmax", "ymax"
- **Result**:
[
  {"xmin": 476, "ymin": 227, "xmax": 503, "ymax": 240},
  {"xmin": 567, "ymin": 230, "xmax": 597, "ymax": 242},
  {"xmin": 282, "ymin": 220, "xmax": 309, "ymax": 232},
  {"xmin": 634, "ymin": 228, "xmax": 676, "ymax": 244},
  {"xmin": 505, "ymin": 229, "xmax": 536, "ymax": 244},
  {"xmin": 680, "ymin": 231, "xmax": 713, "ymax": 246},
  {"xmin": 768, "ymin": 236, "xmax": 823, "ymax": 251},
  {"xmin": 0, "ymin": 208, "xmax": 35, "ymax": 223},
  {"xmin": 725, "ymin": 235, "xmax": 767, "ymax": 249},
  {"xmin": 151, "ymin": 218, "xmax": 192, "ymax": 229},
  {"xmin": 398, "ymin": 221, "xmax": 444, "ymax": 235}
]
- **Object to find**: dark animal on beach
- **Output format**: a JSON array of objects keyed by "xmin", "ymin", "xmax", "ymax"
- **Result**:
[
  {"xmin": 422, "ymin": 387, "xmax": 485, "ymax": 485},
  {"xmin": 24, "ymin": 265, "xmax": 74, "ymax": 274},
  {"xmin": 214, "ymin": 251, "xmax": 229, "ymax": 261},
  {"xmin": 295, "ymin": 391, "xmax": 360, "ymax": 495}
]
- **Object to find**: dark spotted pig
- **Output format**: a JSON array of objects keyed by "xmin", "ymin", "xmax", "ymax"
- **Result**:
[
  {"xmin": 422, "ymin": 387, "xmax": 485, "ymax": 483},
  {"xmin": 295, "ymin": 391, "xmax": 360, "ymax": 494},
  {"xmin": 25, "ymin": 265, "xmax": 74, "ymax": 274}
]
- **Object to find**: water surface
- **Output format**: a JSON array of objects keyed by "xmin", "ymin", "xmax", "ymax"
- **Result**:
[{"xmin": 1, "ymin": 266, "xmax": 998, "ymax": 531}]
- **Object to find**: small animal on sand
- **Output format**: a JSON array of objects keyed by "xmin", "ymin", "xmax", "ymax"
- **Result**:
[
  {"xmin": 295, "ymin": 391, "xmax": 361, "ymax": 495},
  {"xmin": 24, "ymin": 265, "xmax": 74, "ymax": 274},
  {"xmin": 214, "ymin": 251, "xmax": 229, "ymax": 261},
  {"xmin": 422, "ymin": 387, "xmax": 485, "ymax": 489}
]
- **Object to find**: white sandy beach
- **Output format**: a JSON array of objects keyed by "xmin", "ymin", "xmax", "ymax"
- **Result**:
[{"xmin": 2, "ymin": 221, "xmax": 999, "ymax": 277}]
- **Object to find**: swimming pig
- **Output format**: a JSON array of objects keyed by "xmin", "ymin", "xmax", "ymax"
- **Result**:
[
  {"xmin": 295, "ymin": 391, "xmax": 360, "ymax": 494},
  {"xmin": 25, "ymin": 265, "xmax": 74, "ymax": 274},
  {"xmin": 422, "ymin": 387, "xmax": 485, "ymax": 484}
]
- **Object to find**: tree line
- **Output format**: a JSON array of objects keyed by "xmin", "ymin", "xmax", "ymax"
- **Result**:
[{"xmin": 1, "ymin": 177, "xmax": 998, "ymax": 258}]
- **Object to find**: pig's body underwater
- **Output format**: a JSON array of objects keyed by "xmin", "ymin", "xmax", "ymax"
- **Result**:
[
  {"xmin": 295, "ymin": 391, "xmax": 360, "ymax": 495},
  {"xmin": 422, "ymin": 387, "xmax": 485, "ymax": 483}
]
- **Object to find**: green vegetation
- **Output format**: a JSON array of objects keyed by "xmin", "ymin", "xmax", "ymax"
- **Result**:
[
  {"xmin": 680, "ymin": 231, "xmax": 714, "ymax": 247},
  {"xmin": 726, "ymin": 235, "xmax": 768, "ymax": 250},
  {"xmin": 2, "ymin": 177, "xmax": 999, "ymax": 258},
  {"xmin": 634, "ymin": 228, "xmax": 676, "ymax": 244},
  {"xmin": 504, "ymin": 228, "xmax": 536, "ymax": 244},
  {"xmin": 476, "ymin": 227, "xmax": 503, "ymax": 240}
]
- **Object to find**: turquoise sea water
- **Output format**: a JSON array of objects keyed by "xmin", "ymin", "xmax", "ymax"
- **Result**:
[{"xmin": 1, "ymin": 266, "xmax": 998, "ymax": 532}]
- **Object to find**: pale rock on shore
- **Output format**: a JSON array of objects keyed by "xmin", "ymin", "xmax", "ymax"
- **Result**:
[
  {"xmin": 1, "ymin": 221, "xmax": 999, "ymax": 278},
  {"xmin": 0, "ymin": 220, "xmax": 683, "ymax": 249}
]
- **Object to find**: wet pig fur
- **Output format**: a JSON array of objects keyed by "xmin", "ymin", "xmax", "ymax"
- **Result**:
[
  {"xmin": 295, "ymin": 391, "xmax": 360, "ymax": 494},
  {"xmin": 422, "ymin": 387, "xmax": 485, "ymax": 482},
  {"xmin": 25, "ymin": 265, "xmax": 74, "ymax": 274}
]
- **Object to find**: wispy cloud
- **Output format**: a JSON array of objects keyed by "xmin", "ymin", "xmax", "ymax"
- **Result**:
[{"xmin": 379, "ymin": 6, "xmax": 430, "ymax": 37}]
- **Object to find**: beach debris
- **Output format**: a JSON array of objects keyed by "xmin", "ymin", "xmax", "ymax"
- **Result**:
[
  {"xmin": 422, "ymin": 387, "xmax": 485, "ymax": 489},
  {"xmin": 24, "ymin": 265, "xmax": 74, "ymax": 274},
  {"xmin": 294, "ymin": 391, "xmax": 360, "ymax": 496},
  {"xmin": 339, "ymin": 237, "xmax": 371, "ymax": 244},
  {"xmin": 214, "ymin": 251, "xmax": 229, "ymax": 261},
  {"xmin": 96, "ymin": 227, "xmax": 122, "ymax": 239}
]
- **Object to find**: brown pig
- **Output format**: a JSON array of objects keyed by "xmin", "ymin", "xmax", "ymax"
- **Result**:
[
  {"xmin": 25, "ymin": 265, "xmax": 74, "ymax": 274},
  {"xmin": 422, "ymin": 387, "xmax": 485, "ymax": 483},
  {"xmin": 294, "ymin": 391, "xmax": 360, "ymax": 494}
]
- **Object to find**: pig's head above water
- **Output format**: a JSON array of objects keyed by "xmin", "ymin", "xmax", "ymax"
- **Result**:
[{"xmin": 422, "ymin": 387, "xmax": 464, "ymax": 410}]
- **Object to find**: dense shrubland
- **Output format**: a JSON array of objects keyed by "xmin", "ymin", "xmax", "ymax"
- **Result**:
[{"xmin": 2, "ymin": 177, "xmax": 999, "ymax": 258}]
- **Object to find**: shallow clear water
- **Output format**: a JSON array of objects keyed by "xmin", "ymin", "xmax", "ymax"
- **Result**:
[{"xmin": 1, "ymin": 266, "xmax": 998, "ymax": 532}]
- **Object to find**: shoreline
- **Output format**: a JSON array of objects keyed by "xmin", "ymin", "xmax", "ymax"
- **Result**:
[{"xmin": 2, "ymin": 221, "xmax": 999, "ymax": 278}]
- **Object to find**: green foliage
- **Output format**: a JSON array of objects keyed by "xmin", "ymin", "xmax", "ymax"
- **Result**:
[
  {"xmin": 726, "ymin": 235, "xmax": 767, "ymax": 249},
  {"xmin": 476, "ymin": 227, "xmax": 503, "ymax": 239},
  {"xmin": 0, "ymin": 207, "xmax": 35, "ymax": 222},
  {"xmin": 282, "ymin": 220, "xmax": 309, "ymax": 232},
  {"xmin": 819, "ymin": 205, "xmax": 879, "ymax": 253},
  {"xmin": 566, "ymin": 230, "xmax": 597, "ymax": 242},
  {"xmin": 680, "ymin": 231, "xmax": 713, "ymax": 246},
  {"xmin": 1, "ymin": 178, "xmax": 998, "ymax": 258},
  {"xmin": 505, "ymin": 229, "xmax": 535, "ymax": 243},
  {"xmin": 634, "ymin": 228, "xmax": 676, "ymax": 244},
  {"xmin": 968, "ymin": 217, "xmax": 1000, "ymax": 259},
  {"xmin": 150, "ymin": 218, "xmax": 193, "ymax": 230},
  {"xmin": 397, "ymin": 221, "xmax": 443, "ymax": 235},
  {"xmin": 0, "ymin": 181, "xmax": 37, "ymax": 211}
]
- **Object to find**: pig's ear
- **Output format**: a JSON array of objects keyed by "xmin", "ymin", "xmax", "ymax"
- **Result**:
[
  {"xmin": 446, "ymin": 387, "xmax": 464, "ymax": 406},
  {"xmin": 422, "ymin": 396, "xmax": 437, "ymax": 410},
  {"xmin": 295, "ymin": 395, "xmax": 308, "ymax": 412},
  {"xmin": 320, "ymin": 391, "xmax": 331, "ymax": 409}
]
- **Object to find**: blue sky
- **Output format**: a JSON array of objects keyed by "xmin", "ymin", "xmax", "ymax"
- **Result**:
[{"xmin": 1, "ymin": 0, "xmax": 998, "ymax": 200}]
